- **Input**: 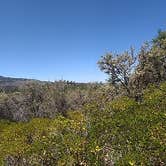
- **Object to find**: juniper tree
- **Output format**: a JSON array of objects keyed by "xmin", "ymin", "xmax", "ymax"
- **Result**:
[
  {"xmin": 98, "ymin": 47, "xmax": 136, "ymax": 96},
  {"xmin": 132, "ymin": 30, "xmax": 166, "ymax": 91}
]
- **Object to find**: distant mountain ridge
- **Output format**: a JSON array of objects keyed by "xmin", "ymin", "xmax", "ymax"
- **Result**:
[
  {"xmin": 0, "ymin": 76, "xmax": 100, "ymax": 92},
  {"xmin": 0, "ymin": 76, "xmax": 40, "ymax": 91}
]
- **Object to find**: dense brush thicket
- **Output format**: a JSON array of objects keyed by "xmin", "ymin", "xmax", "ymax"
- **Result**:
[
  {"xmin": 0, "ymin": 30, "xmax": 166, "ymax": 165},
  {"xmin": 0, "ymin": 82, "xmax": 166, "ymax": 165},
  {"xmin": 0, "ymin": 82, "xmax": 102, "ymax": 121}
]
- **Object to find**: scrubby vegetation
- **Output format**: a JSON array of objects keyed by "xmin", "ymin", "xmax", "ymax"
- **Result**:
[{"xmin": 0, "ymin": 30, "xmax": 166, "ymax": 165}]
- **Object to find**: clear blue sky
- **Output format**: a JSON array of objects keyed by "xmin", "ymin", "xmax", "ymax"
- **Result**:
[{"xmin": 0, "ymin": 0, "xmax": 166, "ymax": 82}]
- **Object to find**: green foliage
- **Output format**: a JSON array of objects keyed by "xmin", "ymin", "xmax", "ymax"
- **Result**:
[
  {"xmin": 0, "ymin": 82, "xmax": 166, "ymax": 165},
  {"xmin": 131, "ymin": 30, "xmax": 166, "ymax": 95},
  {"xmin": 98, "ymin": 30, "xmax": 166, "ymax": 99},
  {"xmin": 153, "ymin": 30, "xmax": 166, "ymax": 48},
  {"xmin": 98, "ymin": 47, "xmax": 136, "ymax": 96},
  {"xmin": 106, "ymin": 82, "xmax": 166, "ymax": 165}
]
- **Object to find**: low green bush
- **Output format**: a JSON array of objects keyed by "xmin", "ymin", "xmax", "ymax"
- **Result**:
[{"xmin": 0, "ymin": 82, "xmax": 166, "ymax": 165}]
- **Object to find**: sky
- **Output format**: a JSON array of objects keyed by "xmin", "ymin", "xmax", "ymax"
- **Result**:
[{"xmin": 0, "ymin": 0, "xmax": 166, "ymax": 82}]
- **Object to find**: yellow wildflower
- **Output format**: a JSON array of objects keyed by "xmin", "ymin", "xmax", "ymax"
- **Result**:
[{"xmin": 95, "ymin": 146, "xmax": 101, "ymax": 152}]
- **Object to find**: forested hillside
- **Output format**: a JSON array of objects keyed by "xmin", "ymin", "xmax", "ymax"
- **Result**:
[{"xmin": 0, "ymin": 30, "xmax": 166, "ymax": 165}]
